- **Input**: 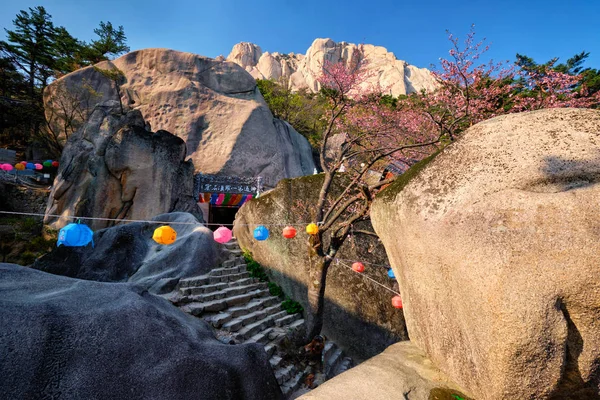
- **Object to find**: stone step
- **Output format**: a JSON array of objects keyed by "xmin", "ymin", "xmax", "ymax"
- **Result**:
[
  {"xmin": 181, "ymin": 282, "xmax": 266, "ymax": 303},
  {"xmin": 236, "ymin": 314, "xmax": 275, "ymax": 340},
  {"xmin": 334, "ymin": 356, "xmax": 353, "ymax": 376},
  {"xmin": 323, "ymin": 342, "xmax": 336, "ymax": 360},
  {"xmin": 179, "ymin": 282, "xmax": 227, "ymax": 296},
  {"xmin": 184, "ymin": 298, "xmax": 228, "ymax": 315},
  {"xmin": 222, "ymin": 240, "xmax": 239, "ymax": 248},
  {"xmin": 281, "ymin": 371, "xmax": 304, "ymax": 396},
  {"xmin": 269, "ymin": 354, "xmax": 283, "ymax": 369},
  {"xmin": 228, "ymin": 276, "xmax": 254, "ymax": 288},
  {"xmin": 209, "ymin": 265, "xmax": 243, "ymax": 277},
  {"xmin": 244, "ymin": 328, "xmax": 271, "ymax": 345},
  {"xmin": 178, "ymin": 275, "xmax": 210, "ymax": 288},
  {"xmin": 263, "ymin": 334, "xmax": 287, "ymax": 358},
  {"xmin": 274, "ymin": 312, "xmax": 301, "ymax": 327},
  {"xmin": 227, "ymin": 296, "xmax": 279, "ymax": 318},
  {"xmin": 287, "ymin": 319, "xmax": 305, "ymax": 333},
  {"xmin": 275, "ymin": 365, "xmax": 296, "ymax": 385},
  {"xmin": 209, "ymin": 271, "xmax": 250, "ymax": 284},
  {"xmin": 227, "ymin": 248, "xmax": 243, "ymax": 256},
  {"xmin": 325, "ymin": 348, "xmax": 344, "ymax": 378},
  {"xmin": 205, "ymin": 312, "xmax": 232, "ymax": 329},
  {"xmin": 223, "ymin": 257, "xmax": 245, "ymax": 268},
  {"xmin": 226, "ymin": 288, "xmax": 270, "ymax": 307}
]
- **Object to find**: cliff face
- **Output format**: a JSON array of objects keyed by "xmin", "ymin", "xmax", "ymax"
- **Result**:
[
  {"xmin": 44, "ymin": 48, "xmax": 316, "ymax": 188},
  {"xmin": 226, "ymin": 38, "xmax": 437, "ymax": 96}
]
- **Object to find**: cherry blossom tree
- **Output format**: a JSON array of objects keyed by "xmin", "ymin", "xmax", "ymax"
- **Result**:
[{"xmin": 303, "ymin": 51, "xmax": 440, "ymax": 340}]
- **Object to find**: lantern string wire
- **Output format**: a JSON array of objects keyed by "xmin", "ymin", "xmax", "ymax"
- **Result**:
[
  {"xmin": 335, "ymin": 257, "xmax": 391, "ymax": 269},
  {"xmin": 0, "ymin": 210, "xmax": 319, "ymax": 227},
  {"xmin": 335, "ymin": 259, "xmax": 401, "ymax": 296},
  {"xmin": 0, "ymin": 209, "xmax": 402, "ymax": 297}
]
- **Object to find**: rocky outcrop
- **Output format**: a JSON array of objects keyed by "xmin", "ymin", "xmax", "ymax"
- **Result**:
[
  {"xmin": 300, "ymin": 341, "xmax": 470, "ymax": 400},
  {"xmin": 44, "ymin": 101, "xmax": 200, "ymax": 230},
  {"xmin": 44, "ymin": 48, "xmax": 315, "ymax": 187},
  {"xmin": 0, "ymin": 262, "xmax": 282, "ymax": 399},
  {"xmin": 226, "ymin": 38, "xmax": 437, "ymax": 97},
  {"xmin": 234, "ymin": 175, "xmax": 407, "ymax": 361},
  {"xmin": 371, "ymin": 108, "xmax": 600, "ymax": 399},
  {"xmin": 35, "ymin": 212, "xmax": 220, "ymax": 294}
]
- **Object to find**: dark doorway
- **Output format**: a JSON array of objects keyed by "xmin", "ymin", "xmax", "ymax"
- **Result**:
[{"xmin": 209, "ymin": 205, "xmax": 238, "ymax": 230}]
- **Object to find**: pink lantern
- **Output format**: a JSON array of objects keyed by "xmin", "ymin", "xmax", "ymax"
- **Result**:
[
  {"xmin": 34, "ymin": 163, "xmax": 43, "ymax": 170},
  {"xmin": 3, "ymin": 164, "xmax": 14, "ymax": 171},
  {"xmin": 213, "ymin": 226, "xmax": 232, "ymax": 244}
]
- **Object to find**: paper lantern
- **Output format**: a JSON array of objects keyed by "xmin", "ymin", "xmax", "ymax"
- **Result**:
[
  {"xmin": 34, "ymin": 163, "xmax": 43, "ymax": 170},
  {"xmin": 253, "ymin": 225, "xmax": 269, "ymax": 241},
  {"xmin": 52, "ymin": 161, "xmax": 59, "ymax": 168},
  {"xmin": 57, "ymin": 223, "xmax": 94, "ymax": 247},
  {"xmin": 392, "ymin": 296, "xmax": 403, "ymax": 309},
  {"xmin": 152, "ymin": 225, "xmax": 177, "ymax": 245},
  {"xmin": 43, "ymin": 160, "xmax": 52, "ymax": 167},
  {"xmin": 352, "ymin": 262, "xmax": 365, "ymax": 273},
  {"xmin": 282, "ymin": 226, "xmax": 297, "ymax": 239},
  {"xmin": 388, "ymin": 269, "xmax": 395, "ymax": 279},
  {"xmin": 26, "ymin": 162, "xmax": 35, "ymax": 170},
  {"xmin": 15, "ymin": 163, "xmax": 25, "ymax": 171},
  {"xmin": 306, "ymin": 223, "xmax": 319, "ymax": 235},
  {"xmin": 215, "ymin": 193, "xmax": 225, "ymax": 205},
  {"xmin": 1, "ymin": 164, "xmax": 9, "ymax": 171},
  {"xmin": 214, "ymin": 226, "xmax": 232, "ymax": 244},
  {"xmin": 20, "ymin": 161, "xmax": 27, "ymax": 165},
  {"xmin": 4, "ymin": 164, "xmax": 13, "ymax": 171}
]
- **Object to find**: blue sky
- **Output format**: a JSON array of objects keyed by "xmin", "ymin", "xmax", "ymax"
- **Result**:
[{"xmin": 1, "ymin": 0, "xmax": 599, "ymax": 70}]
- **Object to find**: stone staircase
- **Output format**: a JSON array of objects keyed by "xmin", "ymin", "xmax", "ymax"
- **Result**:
[{"xmin": 169, "ymin": 239, "xmax": 353, "ymax": 398}]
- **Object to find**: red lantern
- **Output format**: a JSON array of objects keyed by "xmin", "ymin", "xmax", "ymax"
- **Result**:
[
  {"xmin": 392, "ymin": 296, "xmax": 403, "ymax": 309},
  {"xmin": 352, "ymin": 262, "xmax": 365, "ymax": 273},
  {"xmin": 282, "ymin": 226, "xmax": 297, "ymax": 239},
  {"xmin": 52, "ymin": 161, "xmax": 59, "ymax": 168}
]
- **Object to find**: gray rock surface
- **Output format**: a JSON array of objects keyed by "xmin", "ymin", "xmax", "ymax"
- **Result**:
[
  {"xmin": 226, "ymin": 38, "xmax": 437, "ymax": 97},
  {"xmin": 34, "ymin": 212, "xmax": 220, "ymax": 294},
  {"xmin": 299, "ymin": 341, "xmax": 469, "ymax": 400},
  {"xmin": 44, "ymin": 48, "xmax": 315, "ymax": 187},
  {"xmin": 371, "ymin": 108, "xmax": 600, "ymax": 399},
  {"xmin": 0, "ymin": 262, "xmax": 282, "ymax": 400},
  {"xmin": 44, "ymin": 101, "xmax": 200, "ymax": 230}
]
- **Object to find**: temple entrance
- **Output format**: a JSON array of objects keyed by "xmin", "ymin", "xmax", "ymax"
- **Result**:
[
  {"xmin": 194, "ymin": 173, "xmax": 263, "ymax": 231},
  {"xmin": 208, "ymin": 205, "xmax": 238, "ymax": 230}
]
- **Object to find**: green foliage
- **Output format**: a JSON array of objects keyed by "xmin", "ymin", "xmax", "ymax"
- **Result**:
[
  {"xmin": 242, "ymin": 250, "xmax": 303, "ymax": 315},
  {"xmin": 0, "ymin": 6, "xmax": 129, "ymax": 152},
  {"xmin": 282, "ymin": 297, "xmax": 304, "ymax": 315},
  {"xmin": 268, "ymin": 281, "xmax": 283, "ymax": 297},
  {"xmin": 21, "ymin": 217, "xmax": 39, "ymax": 231},
  {"xmin": 243, "ymin": 250, "xmax": 269, "ymax": 281},
  {"xmin": 256, "ymin": 79, "xmax": 328, "ymax": 149},
  {"xmin": 19, "ymin": 251, "xmax": 37, "ymax": 265}
]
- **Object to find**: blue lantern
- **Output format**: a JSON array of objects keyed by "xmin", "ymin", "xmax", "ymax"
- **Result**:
[
  {"xmin": 388, "ymin": 269, "xmax": 396, "ymax": 279},
  {"xmin": 26, "ymin": 162, "xmax": 35, "ymax": 170},
  {"xmin": 253, "ymin": 225, "xmax": 269, "ymax": 241},
  {"xmin": 57, "ymin": 222, "xmax": 94, "ymax": 247}
]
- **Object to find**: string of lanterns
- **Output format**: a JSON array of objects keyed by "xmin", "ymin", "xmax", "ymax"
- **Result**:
[
  {"xmin": 1, "ymin": 209, "xmax": 402, "ymax": 310},
  {"xmin": 0, "ymin": 160, "xmax": 59, "ymax": 172}
]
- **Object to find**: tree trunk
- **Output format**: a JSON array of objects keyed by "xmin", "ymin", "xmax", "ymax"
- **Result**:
[{"xmin": 305, "ymin": 234, "xmax": 333, "ymax": 342}]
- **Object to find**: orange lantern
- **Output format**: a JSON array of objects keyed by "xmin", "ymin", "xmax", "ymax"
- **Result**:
[
  {"xmin": 282, "ymin": 226, "xmax": 297, "ymax": 239},
  {"xmin": 306, "ymin": 223, "xmax": 319, "ymax": 235},
  {"xmin": 352, "ymin": 262, "xmax": 365, "ymax": 273},
  {"xmin": 15, "ymin": 163, "xmax": 25, "ymax": 171},
  {"xmin": 152, "ymin": 225, "xmax": 177, "ymax": 245},
  {"xmin": 392, "ymin": 296, "xmax": 403, "ymax": 309}
]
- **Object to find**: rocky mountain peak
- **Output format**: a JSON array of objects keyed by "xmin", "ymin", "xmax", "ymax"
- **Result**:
[{"xmin": 226, "ymin": 38, "xmax": 437, "ymax": 96}]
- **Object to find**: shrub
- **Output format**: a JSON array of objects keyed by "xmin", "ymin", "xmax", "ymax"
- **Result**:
[
  {"xmin": 268, "ymin": 282, "xmax": 283, "ymax": 297},
  {"xmin": 282, "ymin": 298, "xmax": 304, "ymax": 315}
]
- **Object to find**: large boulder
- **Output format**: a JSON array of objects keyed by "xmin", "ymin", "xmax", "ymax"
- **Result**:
[
  {"xmin": 44, "ymin": 101, "xmax": 200, "ymax": 230},
  {"xmin": 226, "ymin": 38, "xmax": 437, "ymax": 97},
  {"xmin": 34, "ymin": 212, "xmax": 220, "ymax": 294},
  {"xmin": 300, "ymin": 341, "xmax": 470, "ymax": 400},
  {"xmin": 44, "ymin": 48, "xmax": 315, "ymax": 187},
  {"xmin": 371, "ymin": 108, "xmax": 600, "ymax": 399},
  {"xmin": 234, "ymin": 175, "xmax": 407, "ymax": 361},
  {"xmin": 0, "ymin": 263, "xmax": 282, "ymax": 399}
]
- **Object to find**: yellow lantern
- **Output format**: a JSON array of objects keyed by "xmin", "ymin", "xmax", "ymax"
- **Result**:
[
  {"xmin": 153, "ymin": 225, "xmax": 177, "ymax": 245},
  {"xmin": 306, "ymin": 223, "xmax": 319, "ymax": 235}
]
